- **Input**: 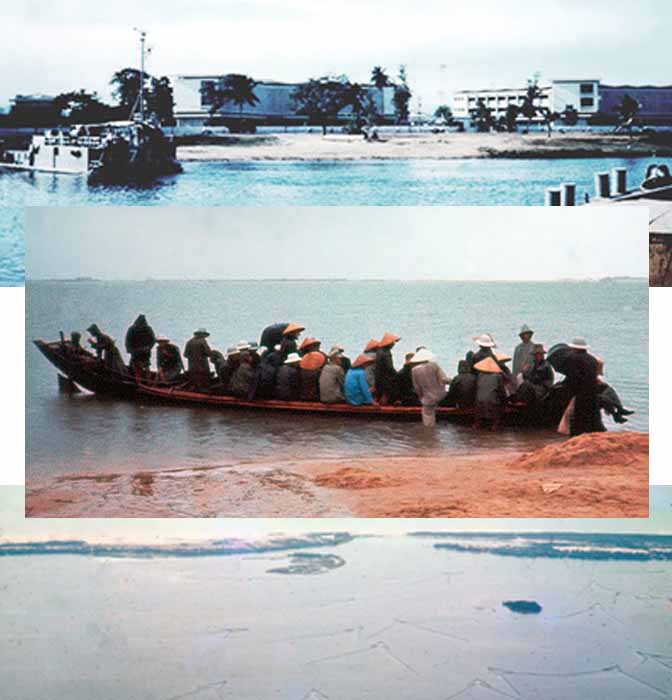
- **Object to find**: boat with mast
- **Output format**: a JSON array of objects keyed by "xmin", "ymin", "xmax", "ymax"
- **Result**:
[{"xmin": 0, "ymin": 30, "xmax": 181, "ymax": 184}]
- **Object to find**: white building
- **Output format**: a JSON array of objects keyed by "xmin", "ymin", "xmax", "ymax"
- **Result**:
[
  {"xmin": 172, "ymin": 75, "xmax": 396, "ymax": 129},
  {"xmin": 453, "ymin": 79, "xmax": 600, "ymax": 123}
]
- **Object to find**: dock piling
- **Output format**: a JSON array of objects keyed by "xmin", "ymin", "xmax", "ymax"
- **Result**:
[
  {"xmin": 595, "ymin": 172, "xmax": 611, "ymax": 199},
  {"xmin": 545, "ymin": 187, "xmax": 562, "ymax": 206},
  {"xmin": 561, "ymin": 183, "xmax": 576, "ymax": 206},
  {"xmin": 612, "ymin": 167, "xmax": 627, "ymax": 196}
]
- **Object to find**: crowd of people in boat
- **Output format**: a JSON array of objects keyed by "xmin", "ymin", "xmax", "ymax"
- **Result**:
[{"xmin": 68, "ymin": 316, "xmax": 633, "ymax": 436}]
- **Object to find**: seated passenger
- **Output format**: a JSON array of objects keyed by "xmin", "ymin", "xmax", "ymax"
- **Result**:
[
  {"xmin": 443, "ymin": 360, "xmax": 476, "ymax": 407},
  {"xmin": 473, "ymin": 357, "xmax": 507, "ymax": 431},
  {"xmin": 375, "ymin": 332, "xmax": 401, "ymax": 404},
  {"xmin": 516, "ymin": 344, "xmax": 554, "ymax": 406},
  {"xmin": 156, "ymin": 336, "xmax": 184, "ymax": 382},
  {"xmin": 345, "ymin": 354, "xmax": 376, "ymax": 406},
  {"xmin": 229, "ymin": 346, "xmax": 256, "ymax": 398},
  {"xmin": 299, "ymin": 346, "xmax": 326, "ymax": 401},
  {"xmin": 319, "ymin": 350, "xmax": 346, "ymax": 403},
  {"xmin": 276, "ymin": 353, "xmax": 302, "ymax": 401},
  {"xmin": 363, "ymin": 339, "xmax": 378, "ymax": 390},
  {"xmin": 397, "ymin": 353, "xmax": 421, "ymax": 406},
  {"xmin": 256, "ymin": 344, "xmax": 284, "ymax": 399},
  {"xmin": 330, "ymin": 344, "xmax": 351, "ymax": 372},
  {"xmin": 279, "ymin": 323, "xmax": 305, "ymax": 360}
]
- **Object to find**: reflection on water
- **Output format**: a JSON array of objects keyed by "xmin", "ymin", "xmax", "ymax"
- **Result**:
[
  {"xmin": 0, "ymin": 208, "xmax": 23, "ymax": 285},
  {"xmin": 26, "ymin": 279, "xmax": 648, "ymax": 479},
  {"xmin": 1, "ymin": 156, "xmax": 667, "ymax": 208}
]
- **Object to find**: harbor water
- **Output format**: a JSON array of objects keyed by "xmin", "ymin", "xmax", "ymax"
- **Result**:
[{"xmin": 26, "ymin": 278, "xmax": 648, "ymax": 481}]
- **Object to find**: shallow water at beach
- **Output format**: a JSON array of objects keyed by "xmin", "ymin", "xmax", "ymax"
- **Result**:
[
  {"xmin": 0, "ymin": 156, "xmax": 661, "ymax": 208},
  {"xmin": 26, "ymin": 279, "xmax": 648, "ymax": 480},
  {"xmin": 1, "ymin": 533, "xmax": 670, "ymax": 699},
  {"xmin": 0, "ymin": 208, "xmax": 23, "ymax": 285}
]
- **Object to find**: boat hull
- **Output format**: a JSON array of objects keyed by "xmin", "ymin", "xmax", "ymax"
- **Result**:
[{"xmin": 34, "ymin": 339, "xmax": 565, "ymax": 426}]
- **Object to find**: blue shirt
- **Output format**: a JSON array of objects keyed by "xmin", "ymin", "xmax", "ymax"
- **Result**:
[{"xmin": 344, "ymin": 368, "xmax": 374, "ymax": 405}]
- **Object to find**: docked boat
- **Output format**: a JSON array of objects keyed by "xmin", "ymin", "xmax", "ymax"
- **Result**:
[
  {"xmin": 0, "ymin": 120, "xmax": 182, "ymax": 184},
  {"xmin": 34, "ymin": 338, "xmax": 566, "ymax": 425}
]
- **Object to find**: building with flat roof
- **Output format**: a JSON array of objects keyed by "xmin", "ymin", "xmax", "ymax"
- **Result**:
[
  {"xmin": 172, "ymin": 75, "xmax": 396, "ymax": 129},
  {"xmin": 453, "ymin": 79, "xmax": 672, "ymax": 126}
]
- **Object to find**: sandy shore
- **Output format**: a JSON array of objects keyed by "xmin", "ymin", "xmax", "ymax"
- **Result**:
[
  {"xmin": 177, "ymin": 132, "xmax": 671, "ymax": 162},
  {"xmin": 26, "ymin": 432, "xmax": 648, "ymax": 518}
]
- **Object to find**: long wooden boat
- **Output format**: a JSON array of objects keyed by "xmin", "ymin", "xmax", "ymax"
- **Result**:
[{"xmin": 34, "ymin": 339, "xmax": 563, "ymax": 425}]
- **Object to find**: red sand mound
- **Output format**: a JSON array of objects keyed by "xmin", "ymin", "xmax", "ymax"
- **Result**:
[
  {"xmin": 514, "ymin": 432, "xmax": 649, "ymax": 470},
  {"xmin": 313, "ymin": 467, "xmax": 404, "ymax": 490}
]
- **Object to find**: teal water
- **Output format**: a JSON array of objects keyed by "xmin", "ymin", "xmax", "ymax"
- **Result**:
[{"xmin": 26, "ymin": 279, "xmax": 648, "ymax": 480}]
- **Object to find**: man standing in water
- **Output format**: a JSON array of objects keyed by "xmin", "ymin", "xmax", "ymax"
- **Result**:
[
  {"xmin": 410, "ymin": 348, "xmax": 450, "ymax": 427},
  {"xmin": 184, "ymin": 328, "xmax": 213, "ymax": 392},
  {"xmin": 565, "ymin": 337, "xmax": 605, "ymax": 436}
]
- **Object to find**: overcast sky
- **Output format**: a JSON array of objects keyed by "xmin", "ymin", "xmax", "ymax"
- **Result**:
[
  {"xmin": 26, "ymin": 206, "xmax": 648, "ymax": 281},
  {"xmin": 2, "ymin": 0, "xmax": 669, "ymax": 111},
  {"xmin": 1, "ymin": 487, "xmax": 670, "ymax": 541}
]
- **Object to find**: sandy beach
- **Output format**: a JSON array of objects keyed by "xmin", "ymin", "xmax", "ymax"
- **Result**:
[
  {"xmin": 25, "ymin": 432, "xmax": 648, "ymax": 518},
  {"xmin": 177, "ymin": 131, "xmax": 672, "ymax": 162}
]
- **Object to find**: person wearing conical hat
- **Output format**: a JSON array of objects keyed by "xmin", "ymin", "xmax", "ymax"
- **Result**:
[
  {"xmin": 375, "ymin": 332, "xmax": 401, "ymax": 405},
  {"xmin": 319, "ymin": 350, "xmax": 346, "ymax": 404},
  {"xmin": 184, "ymin": 328, "xmax": 213, "ymax": 392},
  {"xmin": 512, "ymin": 324, "xmax": 535, "ymax": 381},
  {"xmin": 155, "ymin": 336, "xmax": 184, "ymax": 383},
  {"xmin": 344, "ymin": 354, "xmax": 376, "ymax": 406},
  {"xmin": 298, "ymin": 346, "xmax": 326, "ymax": 402},
  {"xmin": 469, "ymin": 333, "xmax": 498, "ymax": 371},
  {"xmin": 279, "ymin": 322, "xmax": 305, "ymax": 360},
  {"xmin": 473, "ymin": 356, "xmax": 507, "ymax": 430},
  {"xmin": 397, "ymin": 352, "xmax": 421, "ymax": 406},
  {"xmin": 564, "ymin": 337, "xmax": 606, "ymax": 436},
  {"xmin": 362, "ymin": 339, "xmax": 379, "ymax": 389},
  {"xmin": 516, "ymin": 343, "xmax": 554, "ymax": 410},
  {"xmin": 409, "ymin": 348, "xmax": 451, "ymax": 427}
]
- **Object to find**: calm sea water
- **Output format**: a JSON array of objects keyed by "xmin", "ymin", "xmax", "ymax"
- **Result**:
[
  {"xmin": 1, "ymin": 156, "xmax": 665, "ymax": 285},
  {"xmin": 26, "ymin": 279, "xmax": 648, "ymax": 480},
  {"xmin": 0, "ymin": 156, "xmax": 662, "ymax": 207}
]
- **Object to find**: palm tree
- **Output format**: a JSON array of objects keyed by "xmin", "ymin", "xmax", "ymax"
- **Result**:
[
  {"xmin": 371, "ymin": 66, "xmax": 391, "ymax": 121},
  {"xmin": 221, "ymin": 74, "xmax": 260, "ymax": 116}
]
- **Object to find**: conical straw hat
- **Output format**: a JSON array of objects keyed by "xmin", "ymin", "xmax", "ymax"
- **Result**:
[{"xmin": 474, "ymin": 357, "xmax": 502, "ymax": 374}]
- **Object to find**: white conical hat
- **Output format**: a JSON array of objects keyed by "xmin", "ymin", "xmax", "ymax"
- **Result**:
[{"xmin": 410, "ymin": 348, "xmax": 435, "ymax": 364}]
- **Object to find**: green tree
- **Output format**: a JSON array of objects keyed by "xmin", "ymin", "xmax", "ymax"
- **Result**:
[
  {"xmin": 200, "ymin": 74, "xmax": 259, "ymax": 119},
  {"xmin": 110, "ymin": 68, "xmax": 176, "ymax": 124},
  {"xmin": 520, "ymin": 77, "xmax": 558, "ymax": 137},
  {"xmin": 470, "ymin": 99, "xmax": 494, "ymax": 132},
  {"xmin": 393, "ymin": 65, "xmax": 412, "ymax": 124},
  {"xmin": 433, "ymin": 105, "xmax": 453, "ymax": 123},
  {"xmin": 292, "ymin": 75, "xmax": 353, "ymax": 134},
  {"xmin": 53, "ymin": 90, "xmax": 114, "ymax": 124},
  {"xmin": 614, "ymin": 93, "xmax": 641, "ymax": 135},
  {"xmin": 504, "ymin": 103, "xmax": 519, "ymax": 132}
]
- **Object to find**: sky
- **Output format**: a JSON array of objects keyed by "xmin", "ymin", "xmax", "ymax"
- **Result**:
[
  {"xmin": 2, "ymin": 0, "xmax": 670, "ymax": 112},
  {"xmin": 1, "ymin": 487, "xmax": 670, "ymax": 541},
  {"xmin": 26, "ymin": 206, "xmax": 648, "ymax": 281}
]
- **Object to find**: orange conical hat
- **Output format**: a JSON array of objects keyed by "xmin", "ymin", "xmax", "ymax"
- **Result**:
[
  {"xmin": 474, "ymin": 357, "xmax": 502, "ymax": 374},
  {"xmin": 379, "ymin": 332, "xmax": 401, "ymax": 347},
  {"xmin": 299, "ymin": 337, "xmax": 321, "ymax": 352},
  {"xmin": 364, "ymin": 338, "xmax": 379, "ymax": 353},
  {"xmin": 353, "ymin": 353, "xmax": 376, "ymax": 368},
  {"xmin": 300, "ymin": 351, "xmax": 326, "ymax": 370},
  {"xmin": 283, "ymin": 322, "xmax": 305, "ymax": 336}
]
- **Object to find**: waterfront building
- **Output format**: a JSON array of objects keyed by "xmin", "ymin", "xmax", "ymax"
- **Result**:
[
  {"xmin": 172, "ymin": 75, "xmax": 396, "ymax": 129},
  {"xmin": 453, "ymin": 79, "xmax": 672, "ymax": 126}
]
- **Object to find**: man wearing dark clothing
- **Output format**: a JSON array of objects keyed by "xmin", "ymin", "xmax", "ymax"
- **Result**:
[
  {"xmin": 256, "ymin": 348, "xmax": 284, "ymax": 399},
  {"xmin": 375, "ymin": 332, "xmax": 401, "ymax": 404},
  {"xmin": 443, "ymin": 360, "xmax": 476, "ymax": 407},
  {"xmin": 397, "ymin": 353, "xmax": 420, "ymax": 406},
  {"xmin": 516, "ymin": 344, "xmax": 554, "ymax": 408},
  {"xmin": 276, "ymin": 354, "xmax": 301, "ymax": 401},
  {"xmin": 564, "ymin": 338, "xmax": 605, "ymax": 436},
  {"xmin": 87, "ymin": 324, "xmax": 126, "ymax": 374},
  {"xmin": 156, "ymin": 337, "xmax": 184, "ymax": 382},
  {"xmin": 125, "ymin": 314, "xmax": 156, "ymax": 376},
  {"xmin": 184, "ymin": 328, "xmax": 212, "ymax": 392}
]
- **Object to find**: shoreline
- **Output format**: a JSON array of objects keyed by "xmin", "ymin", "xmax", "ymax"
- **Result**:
[
  {"xmin": 176, "ymin": 132, "xmax": 672, "ymax": 162},
  {"xmin": 25, "ymin": 432, "xmax": 648, "ymax": 519}
]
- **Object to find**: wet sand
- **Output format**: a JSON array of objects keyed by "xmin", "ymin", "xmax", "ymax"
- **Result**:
[
  {"xmin": 1, "ymin": 535, "xmax": 670, "ymax": 699},
  {"xmin": 25, "ymin": 432, "xmax": 648, "ymax": 518},
  {"xmin": 177, "ymin": 132, "xmax": 671, "ymax": 162}
]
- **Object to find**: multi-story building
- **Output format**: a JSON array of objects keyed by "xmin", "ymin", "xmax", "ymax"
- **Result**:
[
  {"xmin": 172, "ymin": 75, "xmax": 396, "ymax": 129},
  {"xmin": 452, "ymin": 80, "xmax": 600, "ymax": 123},
  {"xmin": 453, "ymin": 79, "xmax": 672, "ymax": 126}
]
